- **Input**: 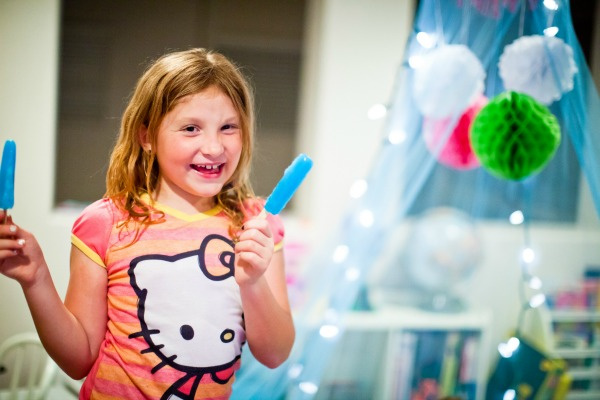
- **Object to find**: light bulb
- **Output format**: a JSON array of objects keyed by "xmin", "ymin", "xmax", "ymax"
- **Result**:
[
  {"xmin": 345, "ymin": 267, "xmax": 360, "ymax": 281},
  {"xmin": 529, "ymin": 293, "xmax": 546, "ymax": 308},
  {"xmin": 367, "ymin": 103, "xmax": 387, "ymax": 120},
  {"xmin": 408, "ymin": 55, "xmax": 425, "ymax": 69},
  {"xmin": 298, "ymin": 381, "xmax": 318, "ymax": 395},
  {"xmin": 543, "ymin": 0, "xmax": 559, "ymax": 11},
  {"xmin": 388, "ymin": 129, "xmax": 407, "ymax": 144},
  {"xmin": 503, "ymin": 389, "xmax": 516, "ymax": 400},
  {"xmin": 509, "ymin": 210, "xmax": 524, "ymax": 225},
  {"xmin": 358, "ymin": 209, "xmax": 374, "ymax": 227},
  {"xmin": 522, "ymin": 247, "xmax": 535, "ymax": 264},
  {"xmin": 319, "ymin": 324, "xmax": 340, "ymax": 339},
  {"xmin": 332, "ymin": 245, "xmax": 349, "ymax": 263},
  {"xmin": 544, "ymin": 26, "xmax": 559, "ymax": 37},
  {"xmin": 416, "ymin": 31, "xmax": 436, "ymax": 48},
  {"xmin": 349, "ymin": 179, "xmax": 368, "ymax": 199}
]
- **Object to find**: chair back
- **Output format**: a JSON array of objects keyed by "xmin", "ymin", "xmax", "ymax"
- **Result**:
[{"xmin": 0, "ymin": 332, "xmax": 58, "ymax": 400}]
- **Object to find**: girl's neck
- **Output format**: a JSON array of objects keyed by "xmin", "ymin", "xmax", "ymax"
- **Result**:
[{"xmin": 151, "ymin": 187, "xmax": 216, "ymax": 214}]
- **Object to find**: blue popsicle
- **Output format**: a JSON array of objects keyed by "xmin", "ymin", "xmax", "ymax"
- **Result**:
[
  {"xmin": 264, "ymin": 153, "xmax": 313, "ymax": 215},
  {"xmin": 0, "ymin": 140, "xmax": 16, "ymax": 210}
]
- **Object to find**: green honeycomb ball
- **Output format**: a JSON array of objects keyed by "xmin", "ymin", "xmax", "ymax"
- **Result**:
[{"xmin": 469, "ymin": 91, "xmax": 561, "ymax": 181}]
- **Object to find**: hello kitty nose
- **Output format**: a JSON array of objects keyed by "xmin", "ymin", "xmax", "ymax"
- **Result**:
[{"xmin": 220, "ymin": 329, "xmax": 235, "ymax": 343}]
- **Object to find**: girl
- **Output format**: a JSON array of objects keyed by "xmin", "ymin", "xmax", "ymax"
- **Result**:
[{"xmin": 0, "ymin": 48, "xmax": 295, "ymax": 399}]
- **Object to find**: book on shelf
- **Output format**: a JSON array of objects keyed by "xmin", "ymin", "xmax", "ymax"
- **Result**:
[
  {"xmin": 457, "ymin": 334, "xmax": 479, "ymax": 399},
  {"xmin": 387, "ymin": 330, "xmax": 480, "ymax": 400},
  {"xmin": 439, "ymin": 331, "xmax": 461, "ymax": 397},
  {"xmin": 388, "ymin": 331, "xmax": 418, "ymax": 400}
]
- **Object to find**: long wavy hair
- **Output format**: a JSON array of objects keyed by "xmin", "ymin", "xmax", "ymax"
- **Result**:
[{"xmin": 105, "ymin": 48, "xmax": 255, "ymax": 238}]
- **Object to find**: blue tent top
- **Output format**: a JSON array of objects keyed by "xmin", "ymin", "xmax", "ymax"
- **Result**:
[{"xmin": 233, "ymin": 0, "xmax": 600, "ymax": 398}]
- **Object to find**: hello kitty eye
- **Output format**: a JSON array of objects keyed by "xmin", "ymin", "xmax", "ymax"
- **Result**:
[
  {"xmin": 180, "ymin": 324, "xmax": 195, "ymax": 340},
  {"xmin": 220, "ymin": 329, "xmax": 235, "ymax": 343}
]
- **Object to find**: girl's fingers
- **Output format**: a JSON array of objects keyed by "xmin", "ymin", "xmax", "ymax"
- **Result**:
[
  {"xmin": 237, "ymin": 221, "xmax": 273, "ymax": 245},
  {"xmin": 235, "ymin": 251, "xmax": 262, "ymax": 267},
  {"xmin": 241, "ymin": 218, "xmax": 272, "ymax": 237},
  {"xmin": 0, "ymin": 221, "xmax": 18, "ymax": 236},
  {"xmin": 235, "ymin": 240, "xmax": 268, "ymax": 257},
  {"xmin": 0, "ymin": 238, "xmax": 25, "ymax": 251}
]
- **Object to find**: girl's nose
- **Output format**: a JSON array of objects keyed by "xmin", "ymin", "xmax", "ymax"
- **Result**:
[{"xmin": 200, "ymin": 133, "xmax": 224, "ymax": 155}]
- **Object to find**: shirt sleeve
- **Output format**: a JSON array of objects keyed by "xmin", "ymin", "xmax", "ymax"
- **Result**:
[
  {"xmin": 242, "ymin": 198, "xmax": 285, "ymax": 251},
  {"xmin": 71, "ymin": 198, "xmax": 114, "ymax": 268},
  {"xmin": 266, "ymin": 212, "xmax": 285, "ymax": 252}
]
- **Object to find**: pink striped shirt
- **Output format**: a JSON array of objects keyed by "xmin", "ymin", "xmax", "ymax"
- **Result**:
[{"xmin": 71, "ymin": 197, "xmax": 284, "ymax": 399}]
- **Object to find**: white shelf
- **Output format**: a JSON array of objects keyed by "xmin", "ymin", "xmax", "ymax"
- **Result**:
[
  {"xmin": 317, "ymin": 307, "xmax": 492, "ymax": 400},
  {"xmin": 553, "ymin": 348, "xmax": 600, "ymax": 359},
  {"xmin": 565, "ymin": 390, "xmax": 600, "ymax": 400},
  {"xmin": 342, "ymin": 307, "xmax": 492, "ymax": 331},
  {"xmin": 550, "ymin": 310, "xmax": 600, "ymax": 322},
  {"xmin": 549, "ymin": 307, "xmax": 600, "ymax": 400},
  {"xmin": 567, "ymin": 367, "xmax": 600, "ymax": 380}
]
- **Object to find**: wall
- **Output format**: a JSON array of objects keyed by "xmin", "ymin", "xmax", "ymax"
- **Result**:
[
  {"xmin": 295, "ymin": 0, "xmax": 414, "ymax": 229},
  {"xmin": 0, "ymin": 0, "xmax": 73, "ymax": 340},
  {"xmin": 54, "ymin": 0, "xmax": 305, "ymax": 205},
  {"xmin": 0, "ymin": 0, "xmax": 599, "ymax": 388}
]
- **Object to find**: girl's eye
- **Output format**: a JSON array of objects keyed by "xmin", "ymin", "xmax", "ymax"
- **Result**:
[
  {"xmin": 183, "ymin": 126, "xmax": 199, "ymax": 134},
  {"xmin": 221, "ymin": 124, "xmax": 239, "ymax": 134}
]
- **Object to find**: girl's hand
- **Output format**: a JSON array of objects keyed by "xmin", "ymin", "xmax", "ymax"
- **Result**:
[
  {"xmin": 234, "ymin": 216, "xmax": 274, "ymax": 286},
  {"xmin": 0, "ymin": 215, "xmax": 47, "ymax": 288}
]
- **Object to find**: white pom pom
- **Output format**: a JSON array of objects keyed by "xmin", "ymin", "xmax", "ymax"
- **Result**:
[
  {"xmin": 412, "ymin": 45, "xmax": 486, "ymax": 118},
  {"xmin": 499, "ymin": 35, "xmax": 578, "ymax": 104}
]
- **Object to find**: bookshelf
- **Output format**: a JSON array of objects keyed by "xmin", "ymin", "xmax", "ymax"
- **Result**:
[
  {"xmin": 549, "ymin": 309, "xmax": 600, "ymax": 400},
  {"xmin": 545, "ymin": 266, "xmax": 600, "ymax": 400},
  {"xmin": 315, "ymin": 307, "xmax": 492, "ymax": 400}
]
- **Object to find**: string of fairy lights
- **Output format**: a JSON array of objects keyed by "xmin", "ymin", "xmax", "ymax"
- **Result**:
[{"xmin": 235, "ymin": 0, "xmax": 587, "ymax": 398}]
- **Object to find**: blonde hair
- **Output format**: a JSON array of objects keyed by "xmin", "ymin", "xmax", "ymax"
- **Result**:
[{"xmin": 105, "ymin": 48, "xmax": 255, "ymax": 236}]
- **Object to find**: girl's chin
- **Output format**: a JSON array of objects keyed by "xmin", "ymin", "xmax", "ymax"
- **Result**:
[{"xmin": 192, "ymin": 183, "xmax": 227, "ymax": 198}]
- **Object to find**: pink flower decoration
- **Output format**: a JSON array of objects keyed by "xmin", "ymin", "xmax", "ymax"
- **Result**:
[{"xmin": 422, "ymin": 95, "xmax": 488, "ymax": 170}]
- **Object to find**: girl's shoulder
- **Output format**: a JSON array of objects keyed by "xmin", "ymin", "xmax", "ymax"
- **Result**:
[
  {"xmin": 71, "ymin": 198, "xmax": 126, "ymax": 266},
  {"xmin": 77, "ymin": 198, "xmax": 126, "ymax": 221},
  {"xmin": 73, "ymin": 197, "xmax": 129, "ymax": 232}
]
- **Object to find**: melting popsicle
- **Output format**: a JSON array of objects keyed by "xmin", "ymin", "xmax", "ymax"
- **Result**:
[
  {"xmin": 0, "ymin": 140, "xmax": 16, "ymax": 216},
  {"xmin": 263, "ymin": 153, "xmax": 313, "ymax": 215}
]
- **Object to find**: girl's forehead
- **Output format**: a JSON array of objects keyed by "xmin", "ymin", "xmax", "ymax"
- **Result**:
[
  {"xmin": 173, "ymin": 87, "xmax": 232, "ymax": 109},
  {"xmin": 161, "ymin": 89, "xmax": 239, "ymax": 123}
]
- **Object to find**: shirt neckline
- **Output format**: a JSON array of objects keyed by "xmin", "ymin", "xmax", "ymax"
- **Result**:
[{"xmin": 140, "ymin": 193, "xmax": 223, "ymax": 222}]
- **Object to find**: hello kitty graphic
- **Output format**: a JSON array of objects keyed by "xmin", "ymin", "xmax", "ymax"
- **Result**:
[{"xmin": 128, "ymin": 233, "xmax": 245, "ymax": 400}]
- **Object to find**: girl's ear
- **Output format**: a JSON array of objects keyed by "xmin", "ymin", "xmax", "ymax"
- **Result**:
[{"xmin": 138, "ymin": 125, "xmax": 151, "ymax": 152}]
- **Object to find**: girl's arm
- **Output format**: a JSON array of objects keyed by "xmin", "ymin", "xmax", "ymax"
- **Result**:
[
  {"xmin": 234, "ymin": 217, "xmax": 295, "ymax": 368},
  {"xmin": 0, "ymin": 221, "xmax": 107, "ymax": 379}
]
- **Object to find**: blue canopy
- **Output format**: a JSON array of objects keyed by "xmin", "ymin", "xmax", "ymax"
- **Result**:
[{"xmin": 233, "ymin": 0, "xmax": 600, "ymax": 398}]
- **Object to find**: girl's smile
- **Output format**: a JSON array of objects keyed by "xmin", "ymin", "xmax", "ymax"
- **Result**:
[{"xmin": 191, "ymin": 163, "xmax": 224, "ymax": 176}]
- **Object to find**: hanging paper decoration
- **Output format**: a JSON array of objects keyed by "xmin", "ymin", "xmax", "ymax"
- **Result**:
[
  {"xmin": 499, "ymin": 35, "xmax": 578, "ymax": 105},
  {"xmin": 413, "ymin": 44, "xmax": 486, "ymax": 118},
  {"xmin": 470, "ymin": 91, "xmax": 561, "ymax": 181},
  {"xmin": 422, "ymin": 95, "xmax": 487, "ymax": 170}
]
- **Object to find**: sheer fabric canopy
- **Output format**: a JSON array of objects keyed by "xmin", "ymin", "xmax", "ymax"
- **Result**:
[{"xmin": 233, "ymin": 1, "xmax": 600, "ymax": 398}]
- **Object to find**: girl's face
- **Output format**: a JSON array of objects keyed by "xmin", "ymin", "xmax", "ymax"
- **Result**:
[{"xmin": 145, "ymin": 86, "xmax": 243, "ymax": 212}]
